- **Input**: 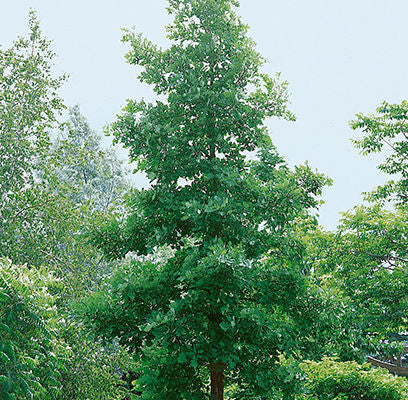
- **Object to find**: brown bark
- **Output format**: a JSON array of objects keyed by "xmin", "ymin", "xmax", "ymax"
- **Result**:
[{"xmin": 209, "ymin": 362, "xmax": 226, "ymax": 400}]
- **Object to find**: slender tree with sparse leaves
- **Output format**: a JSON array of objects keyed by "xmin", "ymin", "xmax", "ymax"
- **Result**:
[
  {"xmin": 0, "ymin": 9, "xmax": 65, "ymax": 217},
  {"xmin": 0, "ymin": 10, "xmax": 66, "ymax": 266}
]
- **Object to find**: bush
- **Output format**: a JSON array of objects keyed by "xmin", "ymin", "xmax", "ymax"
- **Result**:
[
  {"xmin": 0, "ymin": 259, "xmax": 66, "ymax": 399},
  {"xmin": 301, "ymin": 357, "xmax": 408, "ymax": 400},
  {"xmin": 0, "ymin": 259, "xmax": 137, "ymax": 399}
]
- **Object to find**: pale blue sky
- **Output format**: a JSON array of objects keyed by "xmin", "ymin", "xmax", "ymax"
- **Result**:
[{"xmin": 3, "ymin": 0, "xmax": 407, "ymax": 229}]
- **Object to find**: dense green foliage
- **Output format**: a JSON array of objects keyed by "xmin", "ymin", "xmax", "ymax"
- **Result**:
[
  {"xmin": 82, "ymin": 248, "xmax": 340, "ymax": 399},
  {"xmin": 310, "ymin": 207, "xmax": 408, "ymax": 348},
  {"xmin": 302, "ymin": 358, "xmax": 408, "ymax": 400},
  {"xmin": 0, "ymin": 260, "xmax": 65, "ymax": 399},
  {"xmin": 0, "ymin": 259, "xmax": 137, "ymax": 400}
]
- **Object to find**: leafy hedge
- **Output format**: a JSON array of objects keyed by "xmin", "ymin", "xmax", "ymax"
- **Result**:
[{"xmin": 301, "ymin": 357, "xmax": 408, "ymax": 400}]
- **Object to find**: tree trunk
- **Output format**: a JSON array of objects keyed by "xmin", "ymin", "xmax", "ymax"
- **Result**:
[{"xmin": 209, "ymin": 362, "xmax": 226, "ymax": 400}]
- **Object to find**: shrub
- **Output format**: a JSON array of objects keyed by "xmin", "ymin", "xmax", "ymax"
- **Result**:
[
  {"xmin": 301, "ymin": 357, "xmax": 408, "ymax": 400},
  {"xmin": 0, "ymin": 259, "xmax": 137, "ymax": 399},
  {"xmin": 0, "ymin": 259, "xmax": 66, "ymax": 399}
]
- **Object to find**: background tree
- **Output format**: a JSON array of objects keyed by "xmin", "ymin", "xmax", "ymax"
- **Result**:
[
  {"xmin": 351, "ymin": 100, "xmax": 408, "ymax": 208},
  {"xmin": 0, "ymin": 13, "xmax": 136, "ymax": 399},
  {"xmin": 0, "ymin": 11, "xmax": 128, "ymax": 290},
  {"xmin": 54, "ymin": 105, "xmax": 127, "ymax": 212},
  {"xmin": 308, "ymin": 207, "xmax": 408, "ymax": 359},
  {"xmin": 0, "ymin": 10, "xmax": 65, "ymax": 202},
  {"xmin": 305, "ymin": 100, "xmax": 408, "ymax": 364},
  {"xmin": 82, "ymin": 0, "xmax": 330, "ymax": 398},
  {"xmin": 0, "ymin": 10, "xmax": 65, "ymax": 263}
]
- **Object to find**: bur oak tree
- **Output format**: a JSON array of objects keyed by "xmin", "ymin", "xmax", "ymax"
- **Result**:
[{"xmin": 83, "ymin": 1, "xmax": 329, "ymax": 398}]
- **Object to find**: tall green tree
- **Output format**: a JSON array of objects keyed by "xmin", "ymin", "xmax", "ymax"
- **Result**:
[
  {"xmin": 83, "ymin": 1, "xmax": 329, "ymax": 398},
  {"xmin": 0, "ymin": 10, "xmax": 66, "ymax": 267},
  {"xmin": 0, "ymin": 10, "xmax": 65, "ymax": 218}
]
